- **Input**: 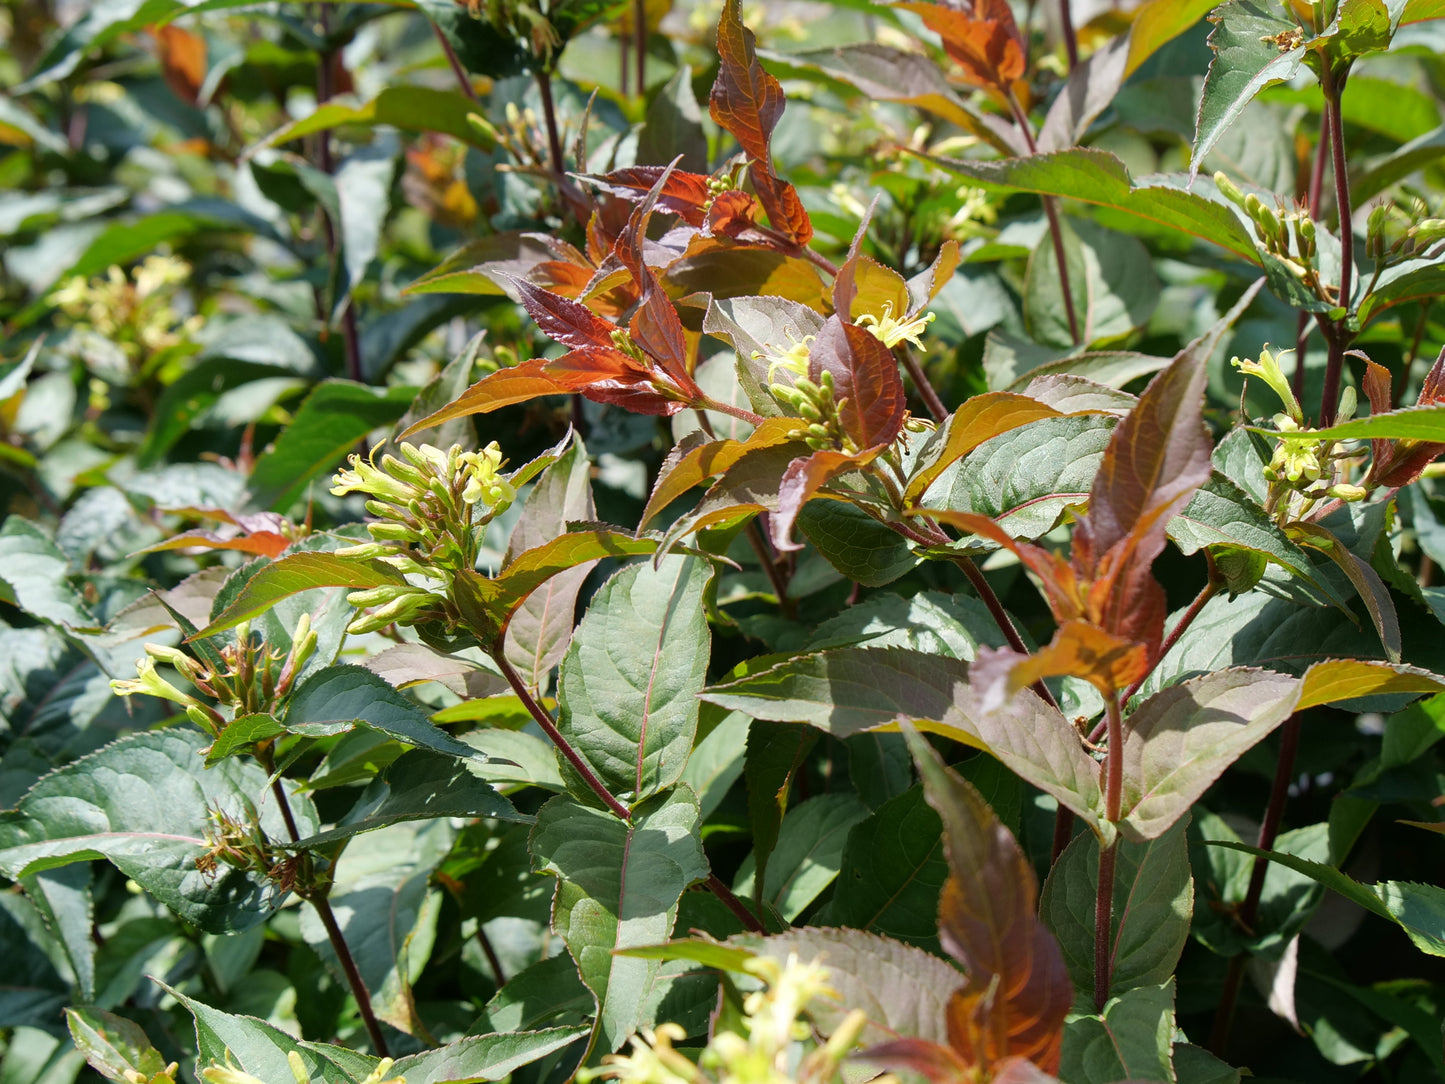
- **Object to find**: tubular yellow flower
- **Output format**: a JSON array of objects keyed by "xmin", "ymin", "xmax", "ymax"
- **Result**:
[
  {"xmin": 755, "ymin": 330, "xmax": 816, "ymax": 384},
  {"xmin": 855, "ymin": 303, "xmax": 935, "ymax": 350}
]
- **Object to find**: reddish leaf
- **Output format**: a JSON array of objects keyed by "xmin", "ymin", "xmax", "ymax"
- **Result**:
[
  {"xmin": 513, "ymin": 278, "xmax": 618, "ymax": 350},
  {"xmin": 706, "ymin": 189, "xmax": 763, "ymax": 239},
  {"xmin": 972, "ymin": 620, "xmax": 1151, "ymax": 704},
  {"xmin": 589, "ymin": 167, "xmax": 715, "ymax": 227},
  {"xmin": 1069, "ymin": 316, "xmax": 1214, "ymax": 656},
  {"xmin": 911, "ymin": 508, "xmax": 1081, "ymax": 623},
  {"xmin": 809, "ymin": 317, "xmax": 908, "ymax": 452},
  {"xmin": 150, "ymin": 24, "xmax": 207, "ymax": 105},
  {"xmin": 546, "ymin": 348, "xmax": 694, "ymax": 416},
  {"xmin": 858, "ymin": 1038, "xmax": 971, "ymax": 1084},
  {"xmin": 772, "ymin": 448, "xmax": 874, "ymax": 552},
  {"xmin": 612, "ymin": 165, "xmax": 698, "ymax": 385},
  {"xmin": 1365, "ymin": 347, "xmax": 1445, "ymax": 487},
  {"xmin": 140, "ymin": 528, "xmax": 291, "ymax": 559},
  {"xmin": 898, "ymin": 0, "xmax": 1026, "ymax": 90},
  {"xmin": 910, "ymin": 733, "xmax": 1071, "ymax": 1076},
  {"xmin": 830, "ymin": 197, "xmax": 882, "ymax": 319},
  {"xmin": 710, "ymin": 0, "xmax": 813, "ymax": 246}
]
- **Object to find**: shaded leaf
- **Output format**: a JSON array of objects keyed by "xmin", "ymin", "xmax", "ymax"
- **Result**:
[
  {"xmin": 0, "ymin": 730, "xmax": 316, "ymax": 933},
  {"xmin": 1059, "ymin": 981, "xmax": 1176, "ymax": 1083},
  {"xmin": 195, "ymin": 553, "xmax": 402, "ymax": 638},
  {"xmin": 556, "ymin": 555, "xmax": 712, "ymax": 805},
  {"xmin": 530, "ymin": 787, "xmax": 710, "ymax": 1054}
]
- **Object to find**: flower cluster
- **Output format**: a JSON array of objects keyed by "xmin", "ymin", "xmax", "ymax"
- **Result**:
[
  {"xmin": 109, "ymin": 616, "xmax": 317, "ymax": 736},
  {"xmin": 331, "ymin": 440, "xmax": 517, "ymax": 635},
  {"xmin": 589, "ymin": 954, "xmax": 873, "ymax": 1084},
  {"xmin": 52, "ymin": 254, "xmax": 202, "ymax": 365}
]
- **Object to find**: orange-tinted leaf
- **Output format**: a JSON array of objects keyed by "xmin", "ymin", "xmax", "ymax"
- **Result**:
[
  {"xmin": 141, "ymin": 528, "xmax": 290, "ymax": 559},
  {"xmin": 830, "ymin": 197, "xmax": 882, "ymax": 319},
  {"xmin": 589, "ymin": 166, "xmax": 715, "ymax": 227},
  {"xmin": 909, "ymin": 734, "xmax": 1071, "ymax": 1076},
  {"xmin": 904, "ymin": 394, "xmax": 1067, "ymax": 505},
  {"xmin": 706, "ymin": 189, "xmax": 762, "ymax": 239},
  {"xmin": 913, "ymin": 508, "xmax": 1082, "ymax": 623},
  {"xmin": 151, "ymin": 24, "xmax": 206, "ymax": 105},
  {"xmin": 401, "ymin": 358, "xmax": 564, "ymax": 435},
  {"xmin": 661, "ymin": 237, "xmax": 828, "ymax": 309},
  {"xmin": 810, "ymin": 317, "xmax": 907, "ymax": 452},
  {"xmin": 898, "ymin": 0, "xmax": 1026, "ymax": 90},
  {"xmin": 711, "ymin": 0, "xmax": 784, "ymax": 170},
  {"xmin": 973, "ymin": 620, "xmax": 1150, "ymax": 703},
  {"xmin": 710, "ymin": 0, "xmax": 812, "ymax": 246},
  {"xmin": 544, "ymin": 348, "xmax": 693, "ymax": 416},
  {"xmin": 907, "ymin": 240, "xmax": 963, "ymax": 312},
  {"xmin": 772, "ymin": 447, "xmax": 875, "ymax": 552},
  {"xmin": 641, "ymin": 418, "xmax": 804, "ymax": 528},
  {"xmin": 513, "ymin": 279, "xmax": 618, "ymax": 350}
]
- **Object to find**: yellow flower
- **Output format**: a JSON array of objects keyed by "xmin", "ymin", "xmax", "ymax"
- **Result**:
[
  {"xmin": 855, "ymin": 303, "xmax": 935, "ymax": 351},
  {"xmin": 755, "ymin": 330, "xmax": 816, "ymax": 385}
]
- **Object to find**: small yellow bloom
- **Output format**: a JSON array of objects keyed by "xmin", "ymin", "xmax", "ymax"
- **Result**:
[
  {"xmin": 755, "ymin": 330, "xmax": 815, "ymax": 385},
  {"xmin": 856, "ymin": 303, "xmax": 935, "ymax": 351}
]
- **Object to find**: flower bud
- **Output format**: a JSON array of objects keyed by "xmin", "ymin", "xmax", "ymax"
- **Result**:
[
  {"xmin": 346, "ymin": 584, "xmax": 426, "ymax": 609},
  {"xmin": 1329, "ymin": 483, "xmax": 1368, "ymax": 502},
  {"xmin": 345, "ymin": 592, "xmax": 432, "ymax": 635},
  {"xmin": 1213, "ymin": 171, "xmax": 1246, "ymax": 207}
]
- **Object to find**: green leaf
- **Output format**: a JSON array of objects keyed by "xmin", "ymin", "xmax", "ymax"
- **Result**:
[
  {"xmin": 530, "ymin": 787, "xmax": 710, "ymax": 1055},
  {"xmin": 1060, "ymin": 981, "xmax": 1177, "ymax": 1083},
  {"xmin": 923, "ymin": 414, "xmax": 1116, "ymax": 540},
  {"xmin": 295, "ymin": 751, "xmax": 525, "ymax": 849},
  {"xmin": 246, "ymin": 380, "xmax": 415, "ymax": 512},
  {"xmin": 195, "ymin": 552, "xmax": 401, "ymax": 637},
  {"xmin": 555, "ymin": 555, "xmax": 712, "ymax": 805},
  {"xmin": 286, "ymin": 665, "xmax": 485, "ymax": 763},
  {"xmin": 1193, "ymin": 1, "xmax": 1306, "ymax": 174},
  {"xmin": 1120, "ymin": 668, "xmax": 1303, "ymax": 840},
  {"xmin": 679, "ymin": 708, "xmax": 749, "ymax": 820},
  {"xmin": 1172, "ymin": 1043, "xmax": 1242, "ymax": 1084},
  {"xmin": 476, "ymin": 953, "xmax": 594, "ymax": 1033},
  {"xmin": 638, "ymin": 66, "xmax": 709, "ymax": 172},
  {"xmin": 0, "ymin": 729, "xmax": 316, "ymax": 934},
  {"xmin": 389, "ymin": 1027, "xmax": 590, "ymax": 1083},
  {"xmin": 701, "ymin": 647, "xmax": 971, "ymax": 736},
  {"xmin": 1168, "ymin": 474, "xmax": 1335, "ymax": 596},
  {"xmin": 503, "ymin": 434, "xmax": 595, "ymax": 693},
  {"xmin": 796, "ymin": 501, "xmax": 918, "ymax": 586},
  {"xmin": 1287, "ymin": 401, "xmax": 1445, "ymax": 442},
  {"xmin": 336, "ymin": 142, "xmax": 399, "ymax": 303},
  {"xmin": 1024, "ymin": 214, "xmax": 1160, "ymax": 348},
  {"xmin": 807, "ymin": 590, "xmax": 1010, "ymax": 659},
  {"xmin": 742, "ymin": 720, "xmax": 819, "ymax": 914},
  {"xmin": 1297, "ymin": 658, "xmax": 1445, "ymax": 710},
  {"xmin": 1041, "ymin": 819, "xmax": 1193, "ymax": 999},
  {"xmin": 905, "ymin": 393, "xmax": 1067, "ymax": 505},
  {"xmin": 932, "ymin": 149, "xmax": 1258, "ymax": 260},
  {"xmin": 66, "ymin": 1007, "xmax": 172, "ymax": 1084},
  {"xmin": 25, "ymin": 867, "xmax": 95, "ymax": 1002},
  {"xmin": 1206, "ymin": 841, "xmax": 1445, "ymax": 955},
  {"xmin": 830, "ymin": 784, "xmax": 947, "ymax": 949},
  {"xmin": 734, "ymin": 793, "xmax": 870, "ymax": 921},
  {"xmin": 263, "ymin": 85, "xmax": 494, "ymax": 151},
  {"xmin": 0, "ymin": 518, "xmax": 96, "ymax": 629}
]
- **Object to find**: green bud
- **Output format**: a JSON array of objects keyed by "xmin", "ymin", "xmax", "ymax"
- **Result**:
[
  {"xmin": 1245, "ymin": 193, "xmax": 1264, "ymax": 220},
  {"xmin": 1213, "ymin": 171, "xmax": 1247, "ymax": 207},
  {"xmin": 797, "ymin": 400, "xmax": 822, "ymax": 422},
  {"xmin": 1337, "ymin": 385, "xmax": 1358, "ymax": 424},
  {"xmin": 346, "ymin": 584, "xmax": 426, "ymax": 609},
  {"xmin": 1329, "ymin": 483, "xmax": 1368, "ymax": 502},
  {"xmin": 346, "ymin": 592, "xmax": 432, "ymax": 635},
  {"xmin": 818, "ymin": 370, "xmax": 835, "ymax": 395},
  {"xmin": 333, "ymin": 541, "xmax": 396, "ymax": 560},
  {"xmin": 805, "ymin": 437, "xmax": 832, "ymax": 451},
  {"xmin": 366, "ymin": 522, "xmax": 421, "ymax": 543},
  {"xmin": 466, "ymin": 112, "xmax": 499, "ymax": 143},
  {"xmin": 807, "ymin": 423, "xmax": 832, "ymax": 441},
  {"xmin": 794, "ymin": 377, "xmax": 821, "ymax": 399}
]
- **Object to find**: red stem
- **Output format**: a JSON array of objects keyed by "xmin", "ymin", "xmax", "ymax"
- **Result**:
[
  {"xmin": 1094, "ymin": 695, "xmax": 1123, "ymax": 1011},
  {"xmin": 1058, "ymin": 0, "xmax": 1079, "ymax": 71},
  {"xmin": 1007, "ymin": 91, "xmax": 1081, "ymax": 345},
  {"xmin": 894, "ymin": 344, "xmax": 949, "ymax": 423}
]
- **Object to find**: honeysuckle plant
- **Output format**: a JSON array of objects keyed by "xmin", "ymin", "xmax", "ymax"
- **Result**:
[{"xmin": 6, "ymin": 1, "xmax": 1445, "ymax": 1083}]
